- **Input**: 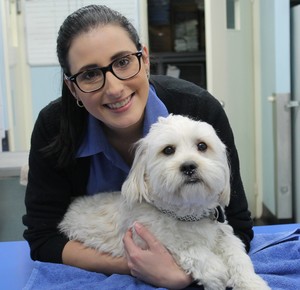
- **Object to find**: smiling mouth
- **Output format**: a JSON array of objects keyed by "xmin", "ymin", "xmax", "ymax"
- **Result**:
[{"xmin": 105, "ymin": 94, "xmax": 133, "ymax": 110}]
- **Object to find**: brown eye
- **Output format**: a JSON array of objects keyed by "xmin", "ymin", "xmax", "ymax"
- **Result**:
[
  {"xmin": 197, "ymin": 142, "xmax": 207, "ymax": 152},
  {"xmin": 114, "ymin": 56, "xmax": 131, "ymax": 69},
  {"xmin": 163, "ymin": 146, "xmax": 175, "ymax": 155}
]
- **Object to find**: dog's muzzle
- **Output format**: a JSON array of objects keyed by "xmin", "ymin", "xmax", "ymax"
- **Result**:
[
  {"xmin": 180, "ymin": 161, "xmax": 202, "ymax": 184},
  {"xmin": 180, "ymin": 161, "xmax": 198, "ymax": 177}
]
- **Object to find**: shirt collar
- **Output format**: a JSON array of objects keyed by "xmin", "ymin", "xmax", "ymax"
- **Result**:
[{"xmin": 76, "ymin": 85, "xmax": 169, "ymax": 158}]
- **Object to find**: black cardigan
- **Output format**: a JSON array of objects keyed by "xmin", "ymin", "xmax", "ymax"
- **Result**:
[{"xmin": 23, "ymin": 75, "xmax": 253, "ymax": 263}]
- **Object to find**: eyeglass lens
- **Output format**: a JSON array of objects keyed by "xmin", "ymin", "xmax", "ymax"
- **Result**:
[{"xmin": 75, "ymin": 53, "xmax": 141, "ymax": 92}]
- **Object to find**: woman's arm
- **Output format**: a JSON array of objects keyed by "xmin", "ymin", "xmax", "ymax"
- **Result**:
[
  {"xmin": 23, "ymin": 101, "xmax": 89, "ymax": 262},
  {"xmin": 62, "ymin": 240, "xmax": 130, "ymax": 274}
]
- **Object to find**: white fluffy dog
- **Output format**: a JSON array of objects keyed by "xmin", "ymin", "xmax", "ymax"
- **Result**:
[{"xmin": 59, "ymin": 115, "xmax": 270, "ymax": 290}]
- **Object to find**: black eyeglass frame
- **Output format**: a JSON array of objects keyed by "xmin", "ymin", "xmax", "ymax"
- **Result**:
[{"xmin": 64, "ymin": 50, "xmax": 143, "ymax": 93}]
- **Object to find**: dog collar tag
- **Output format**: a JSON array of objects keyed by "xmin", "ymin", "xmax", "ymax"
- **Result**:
[{"xmin": 214, "ymin": 206, "xmax": 225, "ymax": 223}]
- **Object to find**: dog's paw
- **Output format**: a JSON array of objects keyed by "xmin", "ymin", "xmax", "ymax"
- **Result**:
[
  {"xmin": 200, "ymin": 282, "xmax": 227, "ymax": 290},
  {"xmin": 193, "ymin": 261, "xmax": 229, "ymax": 290},
  {"xmin": 230, "ymin": 274, "xmax": 271, "ymax": 290}
]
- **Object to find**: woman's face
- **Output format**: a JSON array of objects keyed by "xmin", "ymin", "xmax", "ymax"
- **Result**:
[{"xmin": 65, "ymin": 24, "xmax": 150, "ymax": 131}]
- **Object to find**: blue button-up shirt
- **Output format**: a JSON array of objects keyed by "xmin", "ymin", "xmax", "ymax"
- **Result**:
[{"xmin": 76, "ymin": 85, "xmax": 169, "ymax": 195}]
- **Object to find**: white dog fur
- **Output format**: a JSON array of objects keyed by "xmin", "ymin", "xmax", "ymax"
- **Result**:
[{"xmin": 59, "ymin": 114, "xmax": 270, "ymax": 290}]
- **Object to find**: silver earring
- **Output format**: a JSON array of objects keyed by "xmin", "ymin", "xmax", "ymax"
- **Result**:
[
  {"xmin": 146, "ymin": 69, "xmax": 150, "ymax": 79},
  {"xmin": 76, "ymin": 99, "xmax": 84, "ymax": 108}
]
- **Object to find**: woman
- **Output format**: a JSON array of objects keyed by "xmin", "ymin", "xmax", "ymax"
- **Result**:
[{"xmin": 23, "ymin": 5, "xmax": 253, "ymax": 289}]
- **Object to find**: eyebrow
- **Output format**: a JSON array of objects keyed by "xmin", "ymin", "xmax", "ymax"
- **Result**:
[{"xmin": 76, "ymin": 50, "xmax": 135, "ymax": 74}]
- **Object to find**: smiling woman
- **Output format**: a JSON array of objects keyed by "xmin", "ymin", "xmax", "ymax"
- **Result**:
[{"xmin": 23, "ymin": 4, "xmax": 254, "ymax": 289}]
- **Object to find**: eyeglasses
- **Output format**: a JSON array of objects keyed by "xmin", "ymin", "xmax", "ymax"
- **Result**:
[{"xmin": 64, "ymin": 51, "xmax": 143, "ymax": 93}]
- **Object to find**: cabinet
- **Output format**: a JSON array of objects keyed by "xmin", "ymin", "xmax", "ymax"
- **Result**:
[
  {"xmin": 150, "ymin": 51, "xmax": 206, "ymax": 88},
  {"xmin": 148, "ymin": 0, "xmax": 206, "ymax": 88}
]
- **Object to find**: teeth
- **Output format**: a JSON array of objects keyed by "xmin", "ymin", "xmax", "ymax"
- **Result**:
[{"xmin": 107, "ymin": 96, "xmax": 131, "ymax": 109}]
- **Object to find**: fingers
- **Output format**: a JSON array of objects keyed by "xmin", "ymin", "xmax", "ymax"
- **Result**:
[
  {"xmin": 132, "ymin": 222, "xmax": 159, "ymax": 250},
  {"xmin": 123, "ymin": 227, "xmax": 136, "ymax": 253},
  {"xmin": 123, "ymin": 228, "xmax": 142, "ymax": 278},
  {"xmin": 123, "ymin": 223, "xmax": 150, "ymax": 253},
  {"xmin": 122, "ymin": 223, "xmax": 193, "ymax": 288},
  {"xmin": 123, "ymin": 222, "xmax": 156, "ymax": 252}
]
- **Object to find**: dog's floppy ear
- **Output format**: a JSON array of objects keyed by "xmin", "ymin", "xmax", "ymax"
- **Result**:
[
  {"xmin": 121, "ymin": 140, "xmax": 150, "ymax": 204},
  {"xmin": 218, "ymin": 157, "xmax": 231, "ymax": 207}
]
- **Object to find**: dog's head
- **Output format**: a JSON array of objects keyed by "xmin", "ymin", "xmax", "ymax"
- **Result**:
[{"xmin": 121, "ymin": 115, "xmax": 230, "ymax": 211}]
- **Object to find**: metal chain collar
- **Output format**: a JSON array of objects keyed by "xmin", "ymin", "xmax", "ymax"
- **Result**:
[{"xmin": 156, "ymin": 206, "xmax": 225, "ymax": 223}]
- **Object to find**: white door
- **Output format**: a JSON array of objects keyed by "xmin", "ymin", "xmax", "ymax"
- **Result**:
[
  {"xmin": 205, "ymin": 0, "xmax": 257, "ymax": 216},
  {"xmin": 204, "ymin": 0, "xmax": 292, "ymax": 219}
]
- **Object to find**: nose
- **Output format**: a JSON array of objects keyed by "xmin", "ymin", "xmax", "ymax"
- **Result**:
[
  {"xmin": 104, "ymin": 72, "xmax": 124, "ymax": 96},
  {"xmin": 180, "ymin": 161, "xmax": 198, "ymax": 177}
]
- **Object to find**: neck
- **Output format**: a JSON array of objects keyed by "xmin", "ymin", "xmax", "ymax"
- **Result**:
[
  {"xmin": 103, "ymin": 113, "xmax": 144, "ymax": 140},
  {"xmin": 103, "ymin": 119, "xmax": 144, "ymax": 165}
]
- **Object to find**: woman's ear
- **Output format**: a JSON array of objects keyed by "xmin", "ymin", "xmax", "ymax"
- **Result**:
[
  {"xmin": 64, "ymin": 78, "xmax": 77, "ymax": 98},
  {"xmin": 141, "ymin": 45, "xmax": 150, "ymax": 79},
  {"xmin": 141, "ymin": 45, "xmax": 150, "ymax": 65}
]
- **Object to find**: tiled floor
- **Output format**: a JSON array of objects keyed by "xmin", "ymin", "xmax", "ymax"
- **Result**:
[{"xmin": 0, "ymin": 177, "xmax": 26, "ymax": 241}]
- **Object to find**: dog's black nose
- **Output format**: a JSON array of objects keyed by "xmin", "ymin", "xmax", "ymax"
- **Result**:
[{"xmin": 180, "ymin": 162, "xmax": 198, "ymax": 177}]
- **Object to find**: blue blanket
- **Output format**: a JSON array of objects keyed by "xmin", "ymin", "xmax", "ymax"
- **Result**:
[
  {"xmin": 249, "ymin": 228, "xmax": 300, "ymax": 290},
  {"xmin": 23, "ymin": 228, "xmax": 300, "ymax": 290}
]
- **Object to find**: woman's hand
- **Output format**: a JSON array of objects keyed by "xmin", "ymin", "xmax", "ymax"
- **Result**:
[{"xmin": 123, "ymin": 222, "xmax": 193, "ymax": 289}]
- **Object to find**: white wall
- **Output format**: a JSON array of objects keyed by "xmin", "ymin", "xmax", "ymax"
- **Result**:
[
  {"xmin": 0, "ymin": 0, "xmax": 33, "ymax": 151},
  {"xmin": 0, "ymin": 1, "xmax": 8, "ymax": 151}
]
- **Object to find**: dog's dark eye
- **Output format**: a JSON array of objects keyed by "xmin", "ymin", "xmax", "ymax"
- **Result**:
[
  {"xmin": 197, "ymin": 142, "xmax": 207, "ymax": 152},
  {"xmin": 162, "ymin": 146, "xmax": 175, "ymax": 155}
]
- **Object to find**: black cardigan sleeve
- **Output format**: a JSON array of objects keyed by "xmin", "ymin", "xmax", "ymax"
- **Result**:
[
  {"xmin": 150, "ymin": 75, "xmax": 254, "ymax": 251},
  {"xmin": 23, "ymin": 100, "xmax": 90, "ymax": 262}
]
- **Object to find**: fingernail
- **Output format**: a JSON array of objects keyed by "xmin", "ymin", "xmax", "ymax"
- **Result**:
[{"xmin": 133, "ymin": 221, "xmax": 142, "ymax": 230}]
